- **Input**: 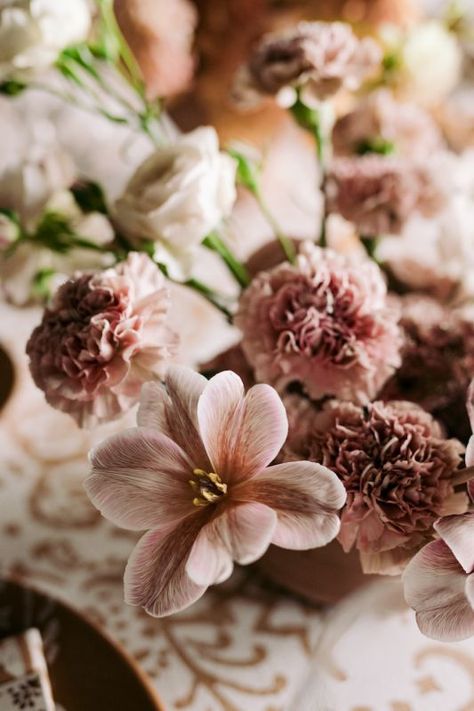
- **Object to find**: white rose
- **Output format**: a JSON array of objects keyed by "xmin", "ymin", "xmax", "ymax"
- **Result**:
[
  {"xmin": 0, "ymin": 0, "xmax": 91, "ymax": 82},
  {"xmin": 114, "ymin": 126, "xmax": 237, "ymax": 276},
  {"xmin": 381, "ymin": 21, "xmax": 462, "ymax": 106},
  {"xmin": 0, "ymin": 145, "xmax": 75, "ymax": 226},
  {"xmin": 0, "ymin": 189, "xmax": 115, "ymax": 305}
]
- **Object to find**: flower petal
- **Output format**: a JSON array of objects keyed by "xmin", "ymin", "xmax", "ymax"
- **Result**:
[
  {"xmin": 138, "ymin": 366, "xmax": 210, "ymax": 467},
  {"xmin": 185, "ymin": 527, "xmax": 234, "ymax": 587},
  {"xmin": 124, "ymin": 516, "xmax": 207, "ymax": 617},
  {"xmin": 403, "ymin": 538, "xmax": 474, "ymax": 642},
  {"xmin": 218, "ymin": 502, "xmax": 277, "ymax": 564},
  {"xmin": 86, "ymin": 427, "xmax": 194, "ymax": 530},
  {"xmin": 198, "ymin": 372, "xmax": 288, "ymax": 483},
  {"xmin": 435, "ymin": 513, "xmax": 474, "ymax": 574},
  {"xmin": 236, "ymin": 461, "xmax": 346, "ymax": 549}
]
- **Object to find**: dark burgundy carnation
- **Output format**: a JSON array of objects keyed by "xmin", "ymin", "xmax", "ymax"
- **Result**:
[{"xmin": 285, "ymin": 397, "xmax": 467, "ymax": 574}]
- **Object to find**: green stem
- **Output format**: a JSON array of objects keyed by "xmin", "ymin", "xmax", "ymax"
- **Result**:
[
  {"xmin": 254, "ymin": 192, "xmax": 296, "ymax": 265},
  {"xmin": 151, "ymin": 258, "xmax": 233, "ymax": 322},
  {"xmin": 360, "ymin": 235, "xmax": 380, "ymax": 262},
  {"xmin": 203, "ymin": 232, "xmax": 250, "ymax": 288}
]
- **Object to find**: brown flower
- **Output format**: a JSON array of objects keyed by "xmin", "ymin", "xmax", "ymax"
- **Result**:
[
  {"xmin": 285, "ymin": 397, "xmax": 467, "ymax": 574},
  {"xmin": 326, "ymin": 155, "xmax": 447, "ymax": 236},
  {"xmin": 333, "ymin": 89, "xmax": 444, "ymax": 159},
  {"xmin": 382, "ymin": 295, "xmax": 474, "ymax": 441},
  {"xmin": 232, "ymin": 21, "xmax": 381, "ymax": 107},
  {"xmin": 235, "ymin": 242, "xmax": 402, "ymax": 403}
]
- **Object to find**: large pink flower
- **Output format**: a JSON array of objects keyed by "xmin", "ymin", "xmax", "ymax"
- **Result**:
[
  {"xmin": 85, "ymin": 366, "xmax": 346, "ymax": 617},
  {"xmin": 284, "ymin": 398, "xmax": 467, "ymax": 574},
  {"xmin": 26, "ymin": 253, "xmax": 178, "ymax": 427},
  {"xmin": 235, "ymin": 242, "xmax": 402, "ymax": 403},
  {"xmin": 403, "ymin": 513, "xmax": 474, "ymax": 641},
  {"xmin": 333, "ymin": 89, "xmax": 444, "ymax": 159},
  {"xmin": 233, "ymin": 21, "xmax": 381, "ymax": 106},
  {"xmin": 326, "ymin": 155, "xmax": 447, "ymax": 236}
]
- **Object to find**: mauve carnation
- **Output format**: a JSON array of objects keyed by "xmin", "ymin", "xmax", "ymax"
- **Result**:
[
  {"xmin": 382, "ymin": 295, "xmax": 474, "ymax": 441},
  {"xmin": 333, "ymin": 89, "xmax": 444, "ymax": 159},
  {"xmin": 235, "ymin": 242, "xmax": 402, "ymax": 403},
  {"xmin": 233, "ymin": 21, "xmax": 381, "ymax": 107},
  {"xmin": 285, "ymin": 398, "xmax": 467, "ymax": 574},
  {"xmin": 326, "ymin": 155, "xmax": 447, "ymax": 236},
  {"xmin": 26, "ymin": 253, "xmax": 178, "ymax": 427}
]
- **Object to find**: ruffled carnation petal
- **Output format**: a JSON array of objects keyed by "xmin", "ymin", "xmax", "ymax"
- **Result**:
[{"xmin": 236, "ymin": 243, "xmax": 402, "ymax": 403}]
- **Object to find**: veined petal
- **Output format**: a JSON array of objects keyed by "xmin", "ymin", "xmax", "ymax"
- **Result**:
[
  {"xmin": 466, "ymin": 574, "xmax": 474, "ymax": 610},
  {"xmin": 124, "ymin": 516, "xmax": 207, "ymax": 617},
  {"xmin": 215, "ymin": 502, "xmax": 277, "ymax": 565},
  {"xmin": 235, "ymin": 461, "xmax": 346, "ymax": 549},
  {"xmin": 138, "ymin": 366, "xmax": 209, "ymax": 467},
  {"xmin": 198, "ymin": 372, "xmax": 288, "ymax": 483},
  {"xmin": 435, "ymin": 513, "xmax": 474, "ymax": 574},
  {"xmin": 403, "ymin": 538, "xmax": 474, "ymax": 642},
  {"xmin": 185, "ymin": 527, "xmax": 234, "ymax": 587},
  {"xmin": 86, "ymin": 427, "xmax": 194, "ymax": 530}
]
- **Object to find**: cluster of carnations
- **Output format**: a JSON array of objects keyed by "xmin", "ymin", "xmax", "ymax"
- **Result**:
[{"xmin": 1, "ymin": 1, "xmax": 473, "ymax": 641}]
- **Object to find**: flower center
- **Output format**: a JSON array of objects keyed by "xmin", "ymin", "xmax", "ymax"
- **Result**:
[{"xmin": 189, "ymin": 468, "xmax": 227, "ymax": 507}]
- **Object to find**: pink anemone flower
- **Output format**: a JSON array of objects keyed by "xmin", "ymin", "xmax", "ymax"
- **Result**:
[
  {"xmin": 85, "ymin": 366, "xmax": 346, "ymax": 617},
  {"xmin": 403, "ymin": 513, "xmax": 474, "ymax": 641}
]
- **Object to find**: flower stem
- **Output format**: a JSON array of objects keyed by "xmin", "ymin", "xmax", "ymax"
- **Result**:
[
  {"xmin": 360, "ymin": 235, "xmax": 380, "ymax": 262},
  {"xmin": 254, "ymin": 192, "xmax": 296, "ymax": 265},
  {"xmin": 153, "ymin": 260, "xmax": 233, "ymax": 322},
  {"xmin": 453, "ymin": 466, "xmax": 474, "ymax": 487},
  {"xmin": 203, "ymin": 232, "xmax": 250, "ymax": 288},
  {"xmin": 184, "ymin": 277, "xmax": 233, "ymax": 322},
  {"xmin": 290, "ymin": 97, "xmax": 333, "ymax": 248}
]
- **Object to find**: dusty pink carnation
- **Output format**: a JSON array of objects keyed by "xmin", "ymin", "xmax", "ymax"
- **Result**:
[
  {"xmin": 333, "ymin": 89, "xmax": 444, "ymax": 159},
  {"xmin": 326, "ymin": 155, "xmax": 447, "ymax": 236},
  {"xmin": 235, "ymin": 242, "xmax": 402, "ymax": 403},
  {"xmin": 382, "ymin": 295, "xmax": 474, "ymax": 441},
  {"xmin": 26, "ymin": 253, "xmax": 178, "ymax": 427},
  {"xmin": 233, "ymin": 21, "xmax": 381, "ymax": 106},
  {"xmin": 284, "ymin": 398, "xmax": 467, "ymax": 574}
]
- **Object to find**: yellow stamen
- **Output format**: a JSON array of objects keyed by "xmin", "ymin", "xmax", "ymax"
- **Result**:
[{"xmin": 190, "ymin": 468, "xmax": 227, "ymax": 507}]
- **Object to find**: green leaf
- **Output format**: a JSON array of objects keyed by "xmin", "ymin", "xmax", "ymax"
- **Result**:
[
  {"xmin": 0, "ymin": 80, "xmax": 27, "ymax": 96},
  {"xmin": 227, "ymin": 148, "xmax": 260, "ymax": 195},
  {"xmin": 290, "ymin": 98, "xmax": 320, "ymax": 134},
  {"xmin": 34, "ymin": 212, "xmax": 75, "ymax": 253},
  {"xmin": 71, "ymin": 181, "xmax": 108, "ymax": 215},
  {"xmin": 356, "ymin": 136, "xmax": 396, "ymax": 156},
  {"xmin": 32, "ymin": 268, "xmax": 56, "ymax": 299}
]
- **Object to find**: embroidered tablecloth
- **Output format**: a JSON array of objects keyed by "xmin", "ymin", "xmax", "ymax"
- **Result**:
[{"xmin": 1, "ymin": 302, "xmax": 473, "ymax": 711}]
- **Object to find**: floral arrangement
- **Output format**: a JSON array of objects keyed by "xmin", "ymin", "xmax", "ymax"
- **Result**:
[{"xmin": 1, "ymin": 0, "xmax": 474, "ymax": 643}]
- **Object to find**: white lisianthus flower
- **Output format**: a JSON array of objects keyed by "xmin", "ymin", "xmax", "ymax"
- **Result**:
[
  {"xmin": 0, "ymin": 189, "xmax": 115, "ymax": 306},
  {"xmin": 114, "ymin": 127, "xmax": 237, "ymax": 277},
  {"xmin": 0, "ymin": 212, "xmax": 19, "ymax": 249},
  {"xmin": 380, "ymin": 21, "xmax": 462, "ymax": 106},
  {"xmin": 0, "ymin": 144, "xmax": 75, "ymax": 226},
  {"xmin": 0, "ymin": 0, "xmax": 91, "ymax": 82}
]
